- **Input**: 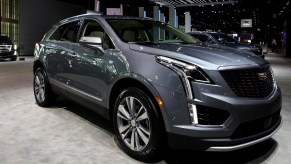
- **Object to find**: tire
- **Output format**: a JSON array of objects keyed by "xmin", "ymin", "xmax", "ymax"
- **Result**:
[
  {"xmin": 10, "ymin": 57, "xmax": 17, "ymax": 61},
  {"xmin": 113, "ymin": 87, "xmax": 165, "ymax": 162},
  {"xmin": 33, "ymin": 67, "xmax": 56, "ymax": 107}
]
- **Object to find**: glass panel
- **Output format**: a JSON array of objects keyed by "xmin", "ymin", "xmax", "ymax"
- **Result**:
[{"xmin": 1, "ymin": 0, "xmax": 19, "ymax": 49}]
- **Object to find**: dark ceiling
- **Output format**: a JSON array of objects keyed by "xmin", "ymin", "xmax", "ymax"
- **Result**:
[{"xmin": 58, "ymin": 0, "xmax": 290, "ymax": 34}]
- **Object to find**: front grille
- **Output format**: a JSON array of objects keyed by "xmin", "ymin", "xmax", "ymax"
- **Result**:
[
  {"xmin": 197, "ymin": 105, "xmax": 230, "ymax": 125},
  {"xmin": 0, "ymin": 45, "xmax": 12, "ymax": 52},
  {"xmin": 220, "ymin": 66, "xmax": 274, "ymax": 98},
  {"xmin": 231, "ymin": 109, "xmax": 281, "ymax": 139}
]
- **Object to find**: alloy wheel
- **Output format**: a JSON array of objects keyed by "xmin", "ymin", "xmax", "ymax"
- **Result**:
[
  {"xmin": 117, "ymin": 96, "xmax": 151, "ymax": 151},
  {"xmin": 34, "ymin": 71, "xmax": 46, "ymax": 103}
]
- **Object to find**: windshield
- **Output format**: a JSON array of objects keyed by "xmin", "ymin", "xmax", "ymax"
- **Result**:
[
  {"xmin": 106, "ymin": 19, "xmax": 198, "ymax": 44},
  {"xmin": 210, "ymin": 34, "xmax": 237, "ymax": 44},
  {"xmin": 0, "ymin": 36, "xmax": 12, "ymax": 43}
]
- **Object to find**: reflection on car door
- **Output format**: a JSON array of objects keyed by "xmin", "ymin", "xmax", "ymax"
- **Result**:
[
  {"xmin": 46, "ymin": 20, "xmax": 82, "ymax": 90},
  {"xmin": 70, "ymin": 20, "xmax": 114, "ymax": 106}
]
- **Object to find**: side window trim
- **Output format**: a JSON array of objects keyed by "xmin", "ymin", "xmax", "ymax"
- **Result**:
[{"xmin": 47, "ymin": 19, "xmax": 82, "ymax": 43}]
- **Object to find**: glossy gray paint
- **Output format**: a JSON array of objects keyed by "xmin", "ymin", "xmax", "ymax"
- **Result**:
[{"xmin": 34, "ymin": 14, "xmax": 282, "ymax": 151}]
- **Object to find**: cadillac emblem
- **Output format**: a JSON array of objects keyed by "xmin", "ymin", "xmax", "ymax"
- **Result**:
[{"xmin": 258, "ymin": 72, "xmax": 267, "ymax": 81}]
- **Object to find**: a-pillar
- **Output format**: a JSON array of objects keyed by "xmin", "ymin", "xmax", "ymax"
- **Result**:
[
  {"xmin": 169, "ymin": 6, "xmax": 177, "ymax": 28},
  {"xmin": 185, "ymin": 12, "xmax": 191, "ymax": 33},
  {"xmin": 139, "ymin": 7, "xmax": 146, "ymax": 17}
]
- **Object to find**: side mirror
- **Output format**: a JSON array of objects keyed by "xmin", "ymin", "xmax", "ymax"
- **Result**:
[
  {"xmin": 79, "ymin": 36, "xmax": 104, "ymax": 53},
  {"xmin": 79, "ymin": 36, "xmax": 102, "ymax": 45}
]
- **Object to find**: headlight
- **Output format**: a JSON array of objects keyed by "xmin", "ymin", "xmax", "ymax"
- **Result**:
[
  {"xmin": 156, "ymin": 56, "xmax": 213, "ymax": 99},
  {"xmin": 156, "ymin": 56, "xmax": 213, "ymax": 84}
]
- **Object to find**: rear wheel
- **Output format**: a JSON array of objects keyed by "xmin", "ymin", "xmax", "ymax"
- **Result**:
[
  {"xmin": 33, "ymin": 67, "xmax": 56, "ymax": 107},
  {"xmin": 113, "ymin": 87, "xmax": 165, "ymax": 162}
]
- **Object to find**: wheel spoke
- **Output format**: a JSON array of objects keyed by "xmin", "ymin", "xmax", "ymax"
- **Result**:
[
  {"xmin": 35, "ymin": 75, "xmax": 40, "ymax": 85},
  {"xmin": 122, "ymin": 127, "xmax": 132, "ymax": 140},
  {"xmin": 138, "ymin": 125, "xmax": 150, "ymax": 136},
  {"xmin": 118, "ymin": 124, "xmax": 130, "ymax": 134},
  {"xmin": 130, "ymin": 128, "xmax": 135, "ymax": 150},
  {"xmin": 134, "ymin": 130, "xmax": 140, "ymax": 150},
  {"xmin": 136, "ymin": 111, "xmax": 148, "ymax": 122},
  {"xmin": 40, "ymin": 89, "xmax": 45, "ymax": 101},
  {"xmin": 117, "ymin": 113, "xmax": 129, "ymax": 121},
  {"xmin": 137, "ymin": 127, "xmax": 149, "ymax": 144},
  {"xmin": 126, "ymin": 97, "xmax": 135, "ymax": 116},
  {"xmin": 36, "ymin": 90, "xmax": 42, "ymax": 101},
  {"xmin": 136, "ymin": 106, "xmax": 144, "ymax": 117},
  {"xmin": 118, "ymin": 105, "xmax": 131, "ymax": 120},
  {"xmin": 34, "ymin": 86, "xmax": 39, "ymax": 94}
]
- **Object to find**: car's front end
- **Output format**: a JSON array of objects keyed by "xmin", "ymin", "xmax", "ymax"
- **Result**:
[
  {"xmin": 155, "ymin": 56, "xmax": 281, "ymax": 151},
  {"xmin": 142, "ymin": 46, "xmax": 281, "ymax": 151},
  {"xmin": 0, "ymin": 36, "xmax": 16, "ymax": 61},
  {"xmin": 105, "ymin": 17, "xmax": 282, "ymax": 152}
]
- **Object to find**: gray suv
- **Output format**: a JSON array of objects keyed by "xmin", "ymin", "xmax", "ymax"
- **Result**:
[{"xmin": 33, "ymin": 14, "xmax": 282, "ymax": 162}]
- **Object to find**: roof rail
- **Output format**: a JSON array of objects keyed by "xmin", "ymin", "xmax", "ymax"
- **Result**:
[{"xmin": 60, "ymin": 13, "xmax": 102, "ymax": 23}]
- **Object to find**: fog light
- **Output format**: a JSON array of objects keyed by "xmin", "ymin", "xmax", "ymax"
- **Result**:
[{"xmin": 188, "ymin": 103, "xmax": 198, "ymax": 125}]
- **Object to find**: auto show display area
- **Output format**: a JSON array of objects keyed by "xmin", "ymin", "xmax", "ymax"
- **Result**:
[{"xmin": 0, "ymin": 55, "xmax": 290, "ymax": 163}]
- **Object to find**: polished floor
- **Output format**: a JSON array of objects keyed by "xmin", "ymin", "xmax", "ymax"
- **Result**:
[{"xmin": 0, "ymin": 53, "xmax": 290, "ymax": 164}]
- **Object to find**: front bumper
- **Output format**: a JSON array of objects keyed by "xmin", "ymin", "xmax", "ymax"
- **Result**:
[
  {"xmin": 155, "ymin": 80, "xmax": 282, "ymax": 151},
  {"xmin": 167, "ymin": 115, "xmax": 282, "ymax": 151},
  {"xmin": 0, "ymin": 52, "xmax": 16, "ymax": 60}
]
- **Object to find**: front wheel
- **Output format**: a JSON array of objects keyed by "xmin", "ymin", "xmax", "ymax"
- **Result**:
[
  {"xmin": 33, "ymin": 67, "xmax": 56, "ymax": 107},
  {"xmin": 113, "ymin": 88, "xmax": 165, "ymax": 162}
]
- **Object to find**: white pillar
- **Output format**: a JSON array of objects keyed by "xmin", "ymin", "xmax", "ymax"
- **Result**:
[
  {"xmin": 153, "ymin": 6, "xmax": 160, "ymax": 21},
  {"xmin": 185, "ymin": 12, "xmax": 191, "ymax": 32},
  {"xmin": 153, "ymin": 6, "xmax": 160, "ymax": 41},
  {"xmin": 169, "ymin": 6, "xmax": 177, "ymax": 27},
  {"xmin": 95, "ymin": 0, "xmax": 100, "ymax": 12},
  {"xmin": 139, "ymin": 7, "xmax": 145, "ymax": 17},
  {"xmin": 160, "ymin": 13, "xmax": 165, "ymax": 40}
]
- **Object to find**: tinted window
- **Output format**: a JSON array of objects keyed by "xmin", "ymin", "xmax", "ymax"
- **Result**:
[
  {"xmin": 49, "ymin": 21, "xmax": 81, "ymax": 42},
  {"xmin": 106, "ymin": 19, "xmax": 198, "ymax": 44},
  {"xmin": 211, "ymin": 34, "xmax": 237, "ymax": 44},
  {"xmin": 0, "ymin": 36, "xmax": 12, "ymax": 43},
  {"xmin": 190, "ymin": 34, "xmax": 208, "ymax": 43},
  {"xmin": 81, "ymin": 20, "xmax": 114, "ymax": 49}
]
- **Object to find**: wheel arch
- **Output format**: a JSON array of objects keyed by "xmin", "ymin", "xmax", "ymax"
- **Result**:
[
  {"xmin": 108, "ymin": 76, "xmax": 163, "ymax": 122},
  {"xmin": 33, "ymin": 60, "xmax": 45, "ymax": 73}
]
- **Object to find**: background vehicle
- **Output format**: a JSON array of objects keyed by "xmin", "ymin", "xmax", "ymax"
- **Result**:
[
  {"xmin": 188, "ymin": 31, "xmax": 264, "ymax": 58},
  {"xmin": 33, "ymin": 14, "xmax": 281, "ymax": 162},
  {"xmin": 0, "ymin": 35, "xmax": 17, "ymax": 61}
]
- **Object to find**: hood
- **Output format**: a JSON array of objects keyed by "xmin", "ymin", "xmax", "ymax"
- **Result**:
[
  {"xmin": 223, "ymin": 42, "xmax": 262, "ymax": 50},
  {"xmin": 129, "ymin": 43, "xmax": 267, "ymax": 70}
]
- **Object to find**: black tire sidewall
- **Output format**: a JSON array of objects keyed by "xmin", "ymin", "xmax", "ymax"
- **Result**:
[
  {"xmin": 33, "ymin": 68, "xmax": 54, "ymax": 107},
  {"xmin": 113, "ymin": 87, "xmax": 164, "ymax": 162}
]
